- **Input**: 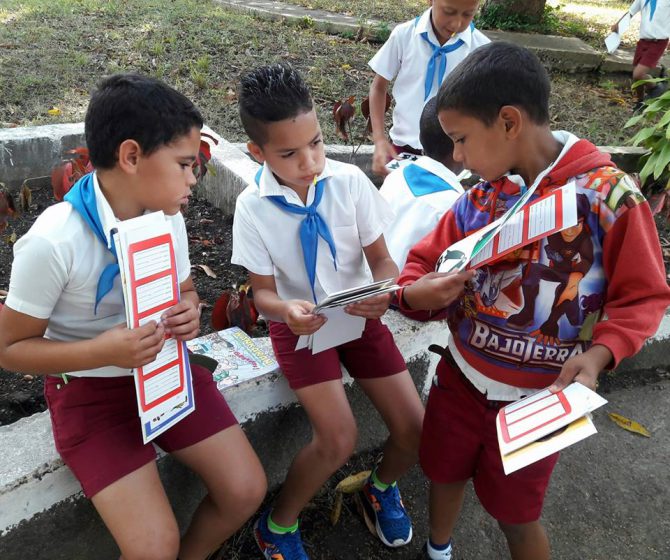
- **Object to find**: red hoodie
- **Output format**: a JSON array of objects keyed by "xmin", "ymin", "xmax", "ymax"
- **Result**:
[{"xmin": 398, "ymin": 138, "xmax": 670, "ymax": 388}]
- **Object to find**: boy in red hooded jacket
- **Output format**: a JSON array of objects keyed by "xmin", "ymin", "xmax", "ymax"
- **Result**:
[{"xmin": 397, "ymin": 42, "xmax": 670, "ymax": 560}]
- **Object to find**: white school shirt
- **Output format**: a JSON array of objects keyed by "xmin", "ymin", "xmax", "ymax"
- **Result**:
[
  {"xmin": 6, "ymin": 173, "xmax": 192, "ymax": 378},
  {"xmin": 368, "ymin": 8, "xmax": 490, "ymax": 150},
  {"xmin": 629, "ymin": 0, "xmax": 670, "ymax": 39},
  {"xmin": 231, "ymin": 159, "xmax": 395, "ymax": 306},
  {"xmin": 380, "ymin": 156, "xmax": 464, "ymax": 269}
]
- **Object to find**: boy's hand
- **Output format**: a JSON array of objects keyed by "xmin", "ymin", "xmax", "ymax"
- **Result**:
[
  {"xmin": 403, "ymin": 270, "xmax": 475, "ymax": 311},
  {"xmin": 283, "ymin": 300, "xmax": 327, "ymax": 336},
  {"xmin": 372, "ymin": 139, "xmax": 398, "ymax": 177},
  {"xmin": 161, "ymin": 300, "xmax": 200, "ymax": 341},
  {"xmin": 97, "ymin": 321, "xmax": 166, "ymax": 369},
  {"xmin": 548, "ymin": 344, "xmax": 613, "ymax": 393},
  {"xmin": 345, "ymin": 292, "xmax": 391, "ymax": 319},
  {"xmin": 610, "ymin": 22, "xmax": 618, "ymax": 32}
]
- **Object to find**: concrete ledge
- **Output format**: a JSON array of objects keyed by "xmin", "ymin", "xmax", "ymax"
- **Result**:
[{"xmin": 0, "ymin": 311, "xmax": 444, "ymax": 557}]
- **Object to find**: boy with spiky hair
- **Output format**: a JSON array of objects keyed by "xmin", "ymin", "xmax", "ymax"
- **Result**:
[
  {"xmin": 397, "ymin": 42, "xmax": 670, "ymax": 559},
  {"xmin": 0, "ymin": 74, "xmax": 266, "ymax": 560},
  {"xmin": 233, "ymin": 62, "xmax": 425, "ymax": 560}
]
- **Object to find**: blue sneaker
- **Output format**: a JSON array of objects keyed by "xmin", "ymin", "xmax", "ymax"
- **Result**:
[
  {"xmin": 359, "ymin": 478, "xmax": 413, "ymax": 547},
  {"xmin": 253, "ymin": 509, "xmax": 309, "ymax": 560}
]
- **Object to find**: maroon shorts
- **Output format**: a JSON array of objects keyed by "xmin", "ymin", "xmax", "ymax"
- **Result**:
[
  {"xmin": 419, "ymin": 358, "xmax": 558, "ymax": 524},
  {"xmin": 269, "ymin": 318, "xmax": 407, "ymax": 390},
  {"xmin": 634, "ymin": 38, "xmax": 669, "ymax": 68},
  {"xmin": 44, "ymin": 363, "xmax": 237, "ymax": 498},
  {"xmin": 392, "ymin": 143, "xmax": 423, "ymax": 156}
]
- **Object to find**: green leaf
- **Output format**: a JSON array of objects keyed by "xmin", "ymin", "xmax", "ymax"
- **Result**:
[
  {"xmin": 658, "ymin": 111, "xmax": 670, "ymax": 128},
  {"xmin": 624, "ymin": 114, "xmax": 645, "ymax": 128},
  {"xmin": 653, "ymin": 141, "xmax": 670, "ymax": 179},
  {"xmin": 632, "ymin": 127, "xmax": 656, "ymax": 147},
  {"xmin": 639, "ymin": 151, "xmax": 659, "ymax": 184}
]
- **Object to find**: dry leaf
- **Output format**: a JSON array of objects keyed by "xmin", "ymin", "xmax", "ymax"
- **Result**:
[
  {"xmin": 330, "ymin": 492, "xmax": 343, "ymax": 525},
  {"xmin": 193, "ymin": 264, "xmax": 217, "ymax": 278},
  {"xmin": 330, "ymin": 470, "xmax": 371, "ymax": 526},
  {"xmin": 19, "ymin": 182, "xmax": 32, "ymax": 211},
  {"xmin": 608, "ymin": 412, "xmax": 651, "ymax": 437},
  {"xmin": 47, "ymin": 107, "xmax": 62, "ymax": 116},
  {"xmin": 9, "ymin": 232, "xmax": 17, "ymax": 243}
]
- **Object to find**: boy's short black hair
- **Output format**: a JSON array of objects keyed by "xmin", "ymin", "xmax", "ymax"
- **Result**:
[
  {"xmin": 420, "ymin": 96, "xmax": 454, "ymax": 163},
  {"xmin": 238, "ymin": 63, "xmax": 313, "ymax": 146},
  {"xmin": 85, "ymin": 74, "xmax": 203, "ymax": 170},
  {"xmin": 436, "ymin": 42, "xmax": 550, "ymax": 126}
]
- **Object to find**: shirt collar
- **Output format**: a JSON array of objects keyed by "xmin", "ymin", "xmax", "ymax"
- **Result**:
[
  {"xmin": 257, "ymin": 159, "xmax": 335, "ymax": 201},
  {"xmin": 413, "ymin": 156, "xmax": 465, "ymax": 193},
  {"xmin": 414, "ymin": 8, "xmax": 473, "ymax": 48},
  {"xmin": 92, "ymin": 172, "xmax": 120, "ymax": 250}
]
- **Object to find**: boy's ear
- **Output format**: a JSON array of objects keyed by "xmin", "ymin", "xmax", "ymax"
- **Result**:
[
  {"xmin": 499, "ymin": 106, "xmax": 522, "ymax": 139},
  {"xmin": 117, "ymin": 139, "xmax": 142, "ymax": 174},
  {"xmin": 247, "ymin": 141, "xmax": 266, "ymax": 164}
]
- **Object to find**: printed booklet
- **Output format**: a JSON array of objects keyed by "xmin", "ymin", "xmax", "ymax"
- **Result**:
[
  {"xmin": 187, "ymin": 326, "xmax": 278, "ymax": 390},
  {"xmin": 496, "ymin": 382, "xmax": 608, "ymax": 474}
]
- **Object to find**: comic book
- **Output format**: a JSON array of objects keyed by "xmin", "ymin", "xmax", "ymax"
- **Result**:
[{"xmin": 187, "ymin": 327, "xmax": 278, "ymax": 390}]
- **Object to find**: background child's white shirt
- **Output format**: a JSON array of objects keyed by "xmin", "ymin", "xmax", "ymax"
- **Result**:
[
  {"xmin": 6, "ymin": 173, "xmax": 192, "ymax": 378},
  {"xmin": 629, "ymin": 0, "xmax": 670, "ymax": 39},
  {"xmin": 231, "ymin": 159, "xmax": 395, "ymax": 305},
  {"xmin": 368, "ymin": 8, "xmax": 490, "ymax": 150},
  {"xmin": 380, "ymin": 156, "xmax": 464, "ymax": 269}
]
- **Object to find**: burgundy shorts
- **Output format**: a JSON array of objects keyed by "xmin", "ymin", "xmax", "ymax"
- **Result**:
[
  {"xmin": 634, "ymin": 38, "xmax": 669, "ymax": 68},
  {"xmin": 269, "ymin": 318, "xmax": 407, "ymax": 390},
  {"xmin": 420, "ymin": 358, "xmax": 559, "ymax": 524},
  {"xmin": 44, "ymin": 363, "xmax": 237, "ymax": 498},
  {"xmin": 392, "ymin": 143, "xmax": 423, "ymax": 156}
]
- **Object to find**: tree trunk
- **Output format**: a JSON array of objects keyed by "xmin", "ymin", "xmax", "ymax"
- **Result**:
[{"xmin": 482, "ymin": 0, "xmax": 546, "ymax": 25}]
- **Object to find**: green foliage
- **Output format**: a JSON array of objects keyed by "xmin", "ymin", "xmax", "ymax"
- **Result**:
[
  {"xmin": 625, "ymin": 78, "xmax": 670, "ymax": 190},
  {"xmin": 476, "ymin": 2, "xmax": 565, "ymax": 35}
]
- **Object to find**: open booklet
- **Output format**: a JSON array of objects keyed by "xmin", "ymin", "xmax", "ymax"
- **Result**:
[
  {"xmin": 295, "ymin": 278, "xmax": 400, "ymax": 354},
  {"xmin": 112, "ymin": 211, "xmax": 195, "ymax": 444},
  {"xmin": 187, "ymin": 326, "xmax": 278, "ymax": 390},
  {"xmin": 436, "ymin": 181, "xmax": 578, "ymax": 274},
  {"xmin": 496, "ymin": 382, "xmax": 608, "ymax": 475}
]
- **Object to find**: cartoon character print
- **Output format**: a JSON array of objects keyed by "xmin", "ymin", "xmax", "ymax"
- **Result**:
[{"xmin": 506, "ymin": 193, "xmax": 594, "ymax": 345}]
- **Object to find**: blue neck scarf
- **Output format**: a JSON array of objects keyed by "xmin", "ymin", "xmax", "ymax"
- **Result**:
[
  {"xmin": 403, "ymin": 163, "xmax": 459, "ymax": 197},
  {"xmin": 255, "ymin": 167, "xmax": 337, "ymax": 303},
  {"xmin": 645, "ymin": 0, "xmax": 657, "ymax": 20},
  {"xmin": 64, "ymin": 173, "xmax": 119, "ymax": 314}
]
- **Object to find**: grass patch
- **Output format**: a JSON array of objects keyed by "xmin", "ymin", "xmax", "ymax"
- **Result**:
[{"xmin": 0, "ymin": 0, "xmax": 638, "ymax": 147}]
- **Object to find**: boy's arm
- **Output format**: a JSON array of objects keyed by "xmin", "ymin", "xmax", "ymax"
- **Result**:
[
  {"xmin": 397, "ymin": 210, "xmax": 473, "ymax": 319},
  {"xmin": 0, "ymin": 306, "xmax": 166, "ymax": 375},
  {"xmin": 248, "ymin": 272, "xmax": 325, "ymax": 336},
  {"xmin": 551, "ymin": 200, "xmax": 670, "ymax": 391},
  {"xmin": 369, "ymin": 73, "xmax": 397, "ymax": 178}
]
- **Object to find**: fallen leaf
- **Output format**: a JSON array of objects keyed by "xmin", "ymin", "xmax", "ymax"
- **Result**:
[
  {"xmin": 608, "ymin": 412, "xmax": 651, "ymax": 437},
  {"xmin": 341, "ymin": 63, "xmax": 351, "ymax": 71},
  {"xmin": 199, "ymin": 218, "xmax": 214, "ymax": 225},
  {"xmin": 334, "ymin": 470, "xmax": 371, "ymax": 494},
  {"xmin": 47, "ymin": 107, "xmax": 62, "ymax": 116},
  {"xmin": 9, "ymin": 231, "xmax": 17, "ymax": 243},
  {"xmin": 19, "ymin": 182, "xmax": 32, "ymax": 211},
  {"xmin": 330, "ymin": 492, "xmax": 343, "ymax": 525},
  {"xmin": 193, "ymin": 264, "xmax": 217, "ymax": 278}
]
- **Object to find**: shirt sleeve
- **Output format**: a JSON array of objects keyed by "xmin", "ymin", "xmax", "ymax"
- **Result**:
[
  {"xmin": 351, "ymin": 169, "xmax": 395, "ymax": 247},
  {"xmin": 6, "ymin": 234, "xmax": 69, "ymax": 319},
  {"xmin": 171, "ymin": 213, "xmax": 192, "ymax": 283},
  {"xmin": 231, "ymin": 196, "xmax": 275, "ymax": 276},
  {"xmin": 368, "ymin": 26, "xmax": 403, "ymax": 81},
  {"xmin": 629, "ymin": 0, "xmax": 641, "ymax": 17},
  {"xmin": 592, "ymin": 201, "xmax": 670, "ymax": 366}
]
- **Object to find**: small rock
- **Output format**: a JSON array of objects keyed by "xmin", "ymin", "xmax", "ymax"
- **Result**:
[{"xmin": 23, "ymin": 374, "xmax": 34, "ymax": 381}]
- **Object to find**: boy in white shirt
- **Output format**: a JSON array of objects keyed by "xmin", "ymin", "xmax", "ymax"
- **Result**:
[
  {"xmin": 380, "ymin": 96, "xmax": 465, "ymax": 269},
  {"xmin": 0, "ymin": 74, "xmax": 266, "ymax": 560},
  {"xmin": 232, "ymin": 63, "xmax": 424, "ymax": 560},
  {"xmin": 368, "ymin": 0, "xmax": 489, "ymax": 177},
  {"xmin": 612, "ymin": 0, "xmax": 670, "ymax": 109}
]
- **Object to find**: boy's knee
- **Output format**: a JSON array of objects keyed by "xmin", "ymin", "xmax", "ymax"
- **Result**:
[
  {"xmin": 120, "ymin": 526, "xmax": 180, "ymax": 560},
  {"xmin": 497, "ymin": 519, "xmax": 538, "ymax": 545},
  {"xmin": 315, "ymin": 425, "xmax": 357, "ymax": 466},
  {"xmin": 227, "ymin": 469, "xmax": 267, "ymax": 519}
]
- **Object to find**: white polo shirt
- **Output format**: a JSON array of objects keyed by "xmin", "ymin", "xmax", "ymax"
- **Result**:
[
  {"xmin": 6, "ymin": 173, "xmax": 192, "ymax": 378},
  {"xmin": 368, "ymin": 8, "xmax": 490, "ymax": 150},
  {"xmin": 630, "ymin": 0, "xmax": 670, "ymax": 39},
  {"xmin": 380, "ymin": 156, "xmax": 464, "ymax": 269},
  {"xmin": 231, "ymin": 159, "xmax": 394, "ymax": 305}
]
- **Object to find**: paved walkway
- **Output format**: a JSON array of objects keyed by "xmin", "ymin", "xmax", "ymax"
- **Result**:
[{"xmin": 215, "ymin": 0, "xmax": 670, "ymax": 73}]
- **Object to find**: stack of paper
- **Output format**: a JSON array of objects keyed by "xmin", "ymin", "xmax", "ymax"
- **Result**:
[
  {"xmin": 296, "ymin": 278, "xmax": 400, "ymax": 354},
  {"xmin": 605, "ymin": 13, "xmax": 631, "ymax": 54},
  {"xmin": 496, "ymin": 382, "xmax": 608, "ymax": 474},
  {"xmin": 187, "ymin": 326, "xmax": 278, "ymax": 389},
  {"xmin": 113, "ymin": 211, "xmax": 194, "ymax": 443}
]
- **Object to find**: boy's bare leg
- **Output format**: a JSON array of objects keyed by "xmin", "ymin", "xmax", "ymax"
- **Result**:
[
  {"xmin": 356, "ymin": 370, "xmax": 424, "ymax": 483},
  {"xmin": 92, "ymin": 462, "xmax": 181, "ymax": 560},
  {"xmin": 271, "ymin": 379, "xmax": 358, "ymax": 526},
  {"xmin": 173, "ymin": 425, "xmax": 267, "ymax": 560},
  {"xmin": 633, "ymin": 64, "xmax": 654, "ymax": 102},
  {"xmin": 499, "ymin": 520, "xmax": 551, "ymax": 560},
  {"xmin": 428, "ymin": 481, "xmax": 467, "ymax": 545}
]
